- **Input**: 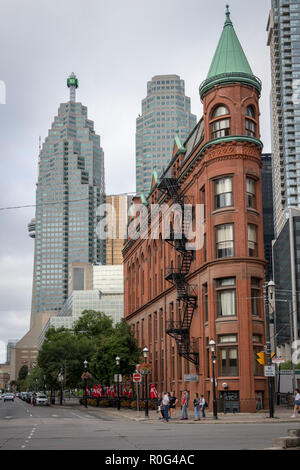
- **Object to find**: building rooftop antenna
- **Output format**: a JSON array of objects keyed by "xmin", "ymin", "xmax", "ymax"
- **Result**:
[{"xmin": 67, "ymin": 72, "xmax": 79, "ymax": 102}]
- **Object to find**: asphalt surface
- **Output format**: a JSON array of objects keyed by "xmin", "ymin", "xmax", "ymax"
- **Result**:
[{"xmin": 0, "ymin": 398, "xmax": 295, "ymax": 450}]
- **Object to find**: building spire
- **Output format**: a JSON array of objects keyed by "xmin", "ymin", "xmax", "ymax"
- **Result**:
[
  {"xmin": 225, "ymin": 5, "xmax": 232, "ymax": 25},
  {"xmin": 67, "ymin": 72, "xmax": 79, "ymax": 102},
  {"xmin": 199, "ymin": 6, "xmax": 261, "ymax": 98}
]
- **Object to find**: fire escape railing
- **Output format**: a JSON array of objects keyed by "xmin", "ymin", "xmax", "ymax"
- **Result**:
[{"xmin": 158, "ymin": 177, "xmax": 199, "ymax": 367}]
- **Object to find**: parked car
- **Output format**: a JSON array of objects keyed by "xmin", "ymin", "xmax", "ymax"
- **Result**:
[
  {"xmin": 34, "ymin": 393, "xmax": 48, "ymax": 406},
  {"xmin": 20, "ymin": 392, "xmax": 28, "ymax": 401},
  {"xmin": 26, "ymin": 392, "xmax": 33, "ymax": 404},
  {"xmin": 3, "ymin": 393, "xmax": 14, "ymax": 402}
]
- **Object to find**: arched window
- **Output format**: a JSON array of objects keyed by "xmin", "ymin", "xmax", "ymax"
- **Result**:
[
  {"xmin": 210, "ymin": 105, "xmax": 230, "ymax": 139},
  {"xmin": 245, "ymin": 106, "xmax": 256, "ymax": 137}
]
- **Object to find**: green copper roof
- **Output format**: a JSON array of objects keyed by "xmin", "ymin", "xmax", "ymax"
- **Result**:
[
  {"xmin": 174, "ymin": 130, "xmax": 185, "ymax": 153},
  {"xmin": 199, "ymin": 6, "xmax": 261, "ymax": 98}
]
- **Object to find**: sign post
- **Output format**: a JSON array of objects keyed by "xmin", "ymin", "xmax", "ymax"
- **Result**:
[{"xmin": 133, "ymin": 372, "xmax": 142, "ymax": 416}]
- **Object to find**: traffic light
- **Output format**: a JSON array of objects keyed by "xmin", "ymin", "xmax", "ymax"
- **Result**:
[{"xmin": 256, "ymin": 351, "xmax": 265, "ymax": 365}]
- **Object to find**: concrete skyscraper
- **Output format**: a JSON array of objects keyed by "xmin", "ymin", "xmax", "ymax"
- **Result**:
[
  {"xmin": 135, "ymin": 74, "xmax": 197, "ymax": 194},
  {"xmin": 13, "ymin": 74, "xmax": 105, "ymax": 376},
  {"xmin": 267, "ymin": 0, "xmax": 300, "ymax": 236}
]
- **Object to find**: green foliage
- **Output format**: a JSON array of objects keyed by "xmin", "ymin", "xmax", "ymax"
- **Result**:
[
  {"xmin": 280, "ymin": 361, "xmax": 300, "ymax": 370},
  {"xmin": 32, "ymin": 311, "xmax": 141, "ymax": 392},
  {"xmin": 18, "ymin": 364, "xmax": 28, "ymax": 381},
  {"xmin": 38, "ymin": 327, "xmax": 95, "ymax": 389},
  {"xmin": 89, "ymin": 318, "xmax": 141, "ymax": 385},
  {"xmin": 73, "ymin": 310, "xmax": 113, "ymax": 339}
]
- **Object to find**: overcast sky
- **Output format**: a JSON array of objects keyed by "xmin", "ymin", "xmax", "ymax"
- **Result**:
[{"xmin": 0, "ymin": 0, "xmax": 271, "ymax": 363}]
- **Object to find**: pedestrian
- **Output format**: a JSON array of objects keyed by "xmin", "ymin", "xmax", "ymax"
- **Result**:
[
  {"xmin": 193, "ymin": 393, "xmax": 200, "ymax": 420},
  {"xmin": 169, "ymin": 391, "xmax": 178, "ymax": 419},
  {"xmin": 291, "ymin": 388, "xmax": 300, "ymax": 418},
  {"xmin": 162, "ymin": 392, "xmax": 170, "ymax": 422},
  {"xmin": 157, "ymin": 393, "xmax": 164, "ymax": 420},
  {"xmin": 200, "ymin": 394, "xmax": 206, "ymax": 418},
  {"xmin": 180, "ymin": 390, "xmax": 189, "ymax": 420}
]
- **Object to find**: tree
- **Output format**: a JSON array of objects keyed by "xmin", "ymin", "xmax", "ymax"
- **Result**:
[
  {"xmin": 18, "ymin": 364, "xmax": 28, "ymax": 381},
  {"xmin": 88, "ymin": 318, "xmax": 141, "ymax": 385},
  {"xmin": 38, "ymin": 327, "xmax": 95, "ymax": 390},
  {"xmin": 17, "ymin": 364, "xmax": 29, "ymax": 391},
  {"xmin": 73, "ymin": 310, "xmax": 114, "ymax": 339}
]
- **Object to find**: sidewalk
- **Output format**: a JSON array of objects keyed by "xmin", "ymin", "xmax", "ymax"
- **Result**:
[{"xmin": 52, "ymin": 400, "xmax": 300, "ymax": 424}]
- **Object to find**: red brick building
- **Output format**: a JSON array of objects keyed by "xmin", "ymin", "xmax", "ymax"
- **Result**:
[{"xmin": 123, "ymin": 7, "xmax": 267, "ymax": 413}]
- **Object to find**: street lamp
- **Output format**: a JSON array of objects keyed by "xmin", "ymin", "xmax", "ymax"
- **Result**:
[
  {"xmin": 209, "ymin": 339, "xmax": 218, "ymax": 419},
  {"xmin": 143, "ymin": 346, "xmax": 149, "ymax": 418},
  {"xmin": 58, "ymin": 368, "xmax": 63, "ymax": 406},
  {"xmin": 83, "ymin": 360, "xmax": 88, "ymax": 408},
  {"xmin": 264, "ymin": 281, "xmax": 274, "ymax": 418},
  {"xmin": 115, "ymin": 356, "xmax": 120, "ymax": 411}
]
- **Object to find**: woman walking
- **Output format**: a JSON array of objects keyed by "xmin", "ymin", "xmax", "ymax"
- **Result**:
[
  {"xmin": 193, "ymin": 393, "xmax": 200, "ymax": 421},
  {"xmin": 291, "ymin": 388, "xmax": 300, "ymax": 418}
]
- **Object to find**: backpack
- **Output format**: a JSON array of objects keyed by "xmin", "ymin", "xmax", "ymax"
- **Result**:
[{"xmin": 204, "ymin": 401, "xmax": 208, "ymax": 408}]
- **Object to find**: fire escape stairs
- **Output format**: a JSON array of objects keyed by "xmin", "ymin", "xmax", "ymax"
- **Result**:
[{"xmin": 158, "ymin": 176, "xmax": 199, "ymax": 367}]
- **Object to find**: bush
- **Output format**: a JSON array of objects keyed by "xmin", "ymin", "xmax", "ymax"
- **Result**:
[{"xmin": 99, "ymin": 400, "xmax": 109, "ymax": 407}]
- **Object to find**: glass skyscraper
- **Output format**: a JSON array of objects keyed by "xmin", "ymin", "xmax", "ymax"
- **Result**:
[
  {"xmin": 135, "ymin": 74, "xmax": 197, "ymax": 194},
  {"xmin": 30, "ymin": 73, "xmax": 105, "ymax": 328},
  {"xmin": 267, "ymin": 0, "xmax": 300, "ymax": 236}
]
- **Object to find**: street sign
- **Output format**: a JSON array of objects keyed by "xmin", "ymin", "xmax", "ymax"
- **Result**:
[
  {"xmin": 133, "ymin": 372, "xmax": 142, "ymax": 383},
  {"xmin": 184, "ymin": 374, "xmax": 199, "ymax": 382},
  {"xmin": 114, "ymin": 374, "xmax": 122, "ymax": 383},
  {"xmin": 272, "ymin": 358, "xmax": 285, "ymax": 364},
  {"xmin": 264, "ymin": 365, "xmax": 276, "ymax": 377}
]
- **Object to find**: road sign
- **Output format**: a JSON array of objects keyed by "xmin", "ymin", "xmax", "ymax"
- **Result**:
[
  {"xmin": 256, "ymin": 351, "xmax": 265, "ymax": 365},
  {"xmin": 272, "ymin": 358, "xmax": 285, "ymax": 364},
  {"xmin": 133, "ymin": 372, "xmax": 142, "ymax": 383},
  {"xmin": 264, "ymin": 365, "xmax": 276, "ymax": 377},
  {"xmin": 256, "ymin": 351, "xmax": 276, "ymax": 365},
  {"xmin": 114, "ymin": 374, "xmax": 122, "ymax": 383}
]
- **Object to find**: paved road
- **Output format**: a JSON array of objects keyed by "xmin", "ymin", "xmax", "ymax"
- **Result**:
[{"xmin": 0, "ymin": 398, "xmax": 294, "ymax": 450}]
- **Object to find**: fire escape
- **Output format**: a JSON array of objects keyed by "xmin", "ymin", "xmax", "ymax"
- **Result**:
[{"xmin": 158, "ymin": 176, "xmax": 199, "ymax": 367}]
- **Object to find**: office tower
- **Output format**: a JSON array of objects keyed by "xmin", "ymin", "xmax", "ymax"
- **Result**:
[
  {"xmin": 105, "ymin": 195, "xmax": 132, "ymax": 265},
  {"xmin": 267, "ymin": 0, "xmax": 300, "ymax": 236},
  {"xmin": 15, "ymin": 74, "xmax": 105, "ymax": 373},
  {"xmin": 272, "ymin": 208, "xmax": 300, "ymax": 354},
  {"xmin": 135, "ymin": 74, "xmax": 197, "ymax": 194},
  {"xmin": 6, "ymin": 340, "xmax": 18, "ymax": 365},
  {"xmin": 261, "ymin": 153, "xmax": 275, "ymax": 280},
  {"xmin": 124, "ymin": 7, "xmax": 267, "ymax": 412}
]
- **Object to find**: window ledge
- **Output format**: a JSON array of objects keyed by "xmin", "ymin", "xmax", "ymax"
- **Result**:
[
  {"xmin": 216, "ymin": 316, "xmax": 237, "ymax": 322},
  {"xmin": 247, "ymin": 208, "xmax": 260, "ymax": 216},
  {"xmin": 212, "ymin": 207, "xmax": 235, "ymax": 216}
]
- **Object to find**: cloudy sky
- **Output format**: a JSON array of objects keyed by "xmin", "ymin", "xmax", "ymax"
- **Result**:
[{"xmin": 0, "ymin": 0, "xmax": 271, "ymax": 362}]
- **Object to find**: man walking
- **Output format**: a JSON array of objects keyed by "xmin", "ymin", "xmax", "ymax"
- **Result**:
[
  {"xmin": 180, "ymin": 390, "xmax": 189, "ymax": 420},
  {"xmin": 162, "ymin": 392, "xmax": 170, "ymax": 422}
]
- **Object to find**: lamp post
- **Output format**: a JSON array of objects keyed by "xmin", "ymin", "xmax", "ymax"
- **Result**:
[
  {"xmin": 116, "ymin": 356, "xmax": 120, "ymax": 411},
  {"xmin": 264, "ymin": 281, "xmax": 274, "ymax": 418},
  {"xmin": 143, "ymin": 346, "xmax": 149, "ymax": 418},
  {"xmin": 209, "ymin": 339, "xmax": 218, "ymax": 419},
  {"xmin": 58, "ymin": 368, "xmax": 63, "ymax": 406},
  {"xmin": 83, "ymin": 360, "xmax": 88, "ymax": 408}
]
